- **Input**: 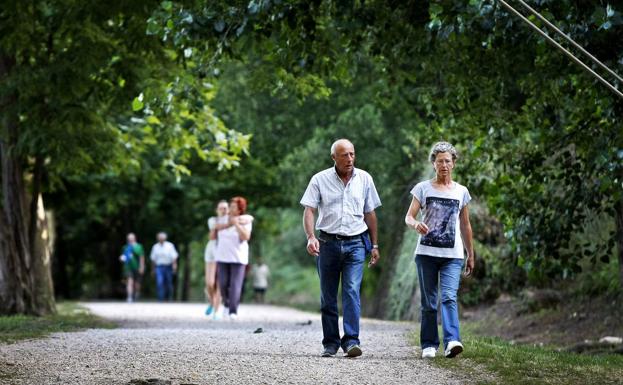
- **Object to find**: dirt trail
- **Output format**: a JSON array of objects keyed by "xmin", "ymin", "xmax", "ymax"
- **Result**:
[{"xmin": 0, "ymin": 302, "xmax": 464, "ymax": 384}]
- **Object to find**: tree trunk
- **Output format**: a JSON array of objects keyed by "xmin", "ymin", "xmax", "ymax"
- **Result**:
[
  {"xmin": 31, "ymin": 195, "xmax": 56, "ymax": 313},
  {"xmin": 0, "ymin": 106, "xmax": 35, "ymax": 314},
  {"xmin": 368, "ymin": 185, "xmax": 413, "ymax": 318},
  {"xmin": 181, "ymin": 243, "xmax": 191, "ymax": 301},
  {"xmin": 0, "ymin": 55, "xmax": 55, "ymax": 315},
  {"xmin": 615, "ymin": 198, "xmax": 623, "ymax": 290}
]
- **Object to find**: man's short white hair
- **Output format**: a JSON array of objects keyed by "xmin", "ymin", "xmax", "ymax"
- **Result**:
[{"xmin": 330, "ymin": 139, "xmax": 354, "ymax": 156}]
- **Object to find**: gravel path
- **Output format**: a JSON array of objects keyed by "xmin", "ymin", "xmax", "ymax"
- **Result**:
[{"xmin": 0, "ymin": 302, "xmax": 465, "ymax": 385}]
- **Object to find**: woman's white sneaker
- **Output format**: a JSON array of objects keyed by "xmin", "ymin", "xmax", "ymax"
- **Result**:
[
  {"xmin": 444, "ymin": 341, "xmax": 464, "ymax": 358},
  {"xmin": 421, "ymin": 347, "xmax": 437, "ymax": 358}
]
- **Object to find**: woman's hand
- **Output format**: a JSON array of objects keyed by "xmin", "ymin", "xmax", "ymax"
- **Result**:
[
  {"xmin": 413, "ymin": 221, "xmax": 429, "ymax": 235},
  {"xmin": 464, "ymin": 255, "xmax": 475, "ymax": 277},
  {"xmin": 228, "ymin": 215, "xmax": 239, "ymax": 226},
  {"xmin": 405, "ymin": 197, "xmax": 428, "ymax": 234}
]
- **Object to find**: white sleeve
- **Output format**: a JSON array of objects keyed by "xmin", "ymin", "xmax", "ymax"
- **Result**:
[
  {"xmin": 300, "ymin": 176, "xmax": 321, "ymax": 208},
  {"xmin": 208, "ymin": 217, "xmax": 217, "ymax": 230},
  {"xmin": 410, "ymin": 183, "xmax": 426, "ymax": 208},
  {"xmin": 462, "ymin": 187, "xmax": 472, "ymax": 209},
  {"xmin": 363, "ymin": 175, "xmax": 382, "ymax": 213}
]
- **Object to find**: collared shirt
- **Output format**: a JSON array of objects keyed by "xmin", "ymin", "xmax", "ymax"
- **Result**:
[
  {"xmin": 300, "ymin": 167, "xmax": 382, "ymax": 236},
  {"xmin": 150, "ymin": 241, "xmax": 178, "ymax": 266}
]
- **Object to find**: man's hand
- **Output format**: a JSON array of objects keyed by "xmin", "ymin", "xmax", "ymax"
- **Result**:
[
  {"xmin": 172, "ymin": 262, "xmax": 178, "ymax": 274},
  {"xmin": 464, "ymin": 255, "xmax": 475, "ymax": 277},
  {"xmin": 139, "ymin": 266, "xmax": 145, "ymax": 275},
  {"xmin": 306, "ymin": 236, "xmax": 320, "ymax": 257},
  {"xmin": 368, "ymin": 248, "xmax": 380, "ymax": 267}
]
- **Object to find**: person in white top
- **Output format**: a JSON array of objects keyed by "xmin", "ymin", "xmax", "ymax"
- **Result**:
[
  {"xmin": 251, "ymin": 256, "xmax": 270, "ymax": 303},
  {"xmin": 300, "ymin": 139, "xmax": 382, "ymax": 359},
  {"xmin": 204, "ymin": 200, "xmax": 229, "ymax": 319},
  {"xmin": 214, "ymin": 196, "xmax": 253, "ymax": 320},
  {"xmin": 404, "ymin": 141, "xmax": 475, "ymax": 360},
  {"xmin": 149, "ymin": 232, "xmax": 179, "ymax": 301}
]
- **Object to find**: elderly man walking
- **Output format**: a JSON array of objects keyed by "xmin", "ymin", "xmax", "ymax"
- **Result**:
[
  {"xmin": 150, "ymin": 232, "xmax": 179, "ymax": 302},
  {"xmin": 300, "ymin": 139, "xmax": 381, "ymax": 358}
]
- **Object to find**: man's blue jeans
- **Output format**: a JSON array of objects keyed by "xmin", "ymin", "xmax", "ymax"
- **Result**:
[
  {"xmin": 415, "ymin": 255, "xmax": 463, "ymax": 350},
  {"xmin": 155, "ymin": 264, "xmax": 174, "ymax": 301},
  {"xmin": 317, "ymin": 235, "xmax": 366, "ymax": 352}
]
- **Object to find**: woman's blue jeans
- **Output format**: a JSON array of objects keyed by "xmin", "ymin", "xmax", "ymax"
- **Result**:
[
  {"xmin": 415, "ymin": 254, "xmax": 463, "ymax": 350},
  {"xmin": 317, "ymin": 236, "xmax": 366, "ymax": 352}
]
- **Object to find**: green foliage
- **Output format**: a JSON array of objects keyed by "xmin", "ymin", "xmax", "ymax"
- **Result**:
[
  {"xmin": 0, "ymin": 0, "xmax": 251, "ymax": 187},
  {"xmin": 0, "ymin": 302, "xmax": 114, "ymax": 344},
  {"xmin": 575, "ymin": 251, "xmax": 622, "ymax": 297},
  {"xmin": 10, "ymin": 0, "xmax": 621, "ymax": 313},
  {"xmin": 250, "ymin": 208, "xmax": 321, "ymax": 310},
  {"xmin": 385, "ymin": 230, "xmax": 419, "ymax": 320},
  {"xmin": 419, "ymin": 326, "xmax": 623, "ymax": 385}
]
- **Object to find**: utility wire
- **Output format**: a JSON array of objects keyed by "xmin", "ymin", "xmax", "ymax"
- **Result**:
[
  {"xmin": 498, "ymin": 0, "xmax": 623, "ymax": 99},
  {"xmin": 515, "ymin": 0, "xmax": 623, "ymax": 85}
]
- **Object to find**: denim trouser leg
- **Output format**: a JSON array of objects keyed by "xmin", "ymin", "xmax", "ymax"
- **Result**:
[
  {"xmin": 416, "ymin": 255, "xmax": 440, "ymax": 349},
  {"xmin": 439, "ymin": 258, "xmax": 463, "ymax": 347},
  {"xmin": 340, "ymin": 242, "xmax": 365, "ymax": 350},
  {"xmin": 155, "ymin": 265, "xmax": 173, "ymax": 302},
  {"xmin": 164, "ymin": 265, "xmax": 174, "ymax": 301},
  {"xmin": 317, "ymin": 237, "xmax": 365, "ymax": 351},
  {"xmin": 317, "ymin": 241, "xmax": 341, "ymax": 350},
  {"xmin": 416, "ymin": 255, "xmax": 463, "ymax": 349}
]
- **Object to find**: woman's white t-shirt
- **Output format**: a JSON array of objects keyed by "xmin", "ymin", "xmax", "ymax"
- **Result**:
[
  {"xmin": 411, "ymin": 180, "xmax": 471, "ymax": 259},
  {"xmin": 215, "ymin": 215, "xmax": 254, "ymax": 265},
  {"xmin": 204, "ymin": 216, "xmax": 228, "ymax": 262}
]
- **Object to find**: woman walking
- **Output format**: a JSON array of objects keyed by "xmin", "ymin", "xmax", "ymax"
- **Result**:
[
  {"xmin": 404, "ymin": 141, "xmax": 474, "ymax": 359},
  {"xmin": 204, "ymin": 200, "xmax": 229, "ymax": 319},
  {"xmin": 214, "ymin": 196, "xmax": 253, "ymax": 320}
]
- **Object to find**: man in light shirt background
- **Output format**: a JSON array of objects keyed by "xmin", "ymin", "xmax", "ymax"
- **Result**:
[
  {"xmin": 301, "ymin": 138, "xmax": 381, "ymax": 358},
  {"xmin": 150, "ymin": 232, "xmax": 179, "ymax": 302}
]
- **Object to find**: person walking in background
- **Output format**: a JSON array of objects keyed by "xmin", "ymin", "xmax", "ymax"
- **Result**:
[
  {"xmin": 251, "ymin": 256, "xmax": 270, "ymax": 303},
  {"xmin": 119, "ymin": 233, "xmax": 145, "ymax": 303},
  {"xmin": 204, "ymin": 200, "xmax": 229, "ymax": 319},
  {"xmin": 404, "ymin": 141, "xmax": 475, "ymax": 359},
  {"xmin": 301, "ymin": 139, "xmax": 381, "ymax": 358},
  {"xmin": 150, "ymin": 232, "xmax": 179, "ymax": 302},
  {"xmin": 214, "ymin": 197, "xmax": 253, "ymax": 321}
]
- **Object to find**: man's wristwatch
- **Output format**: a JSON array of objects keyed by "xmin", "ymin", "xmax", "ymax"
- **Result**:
[{"xmin": 372, "ymin": 244, "xmax": 379, "ymax": 249}]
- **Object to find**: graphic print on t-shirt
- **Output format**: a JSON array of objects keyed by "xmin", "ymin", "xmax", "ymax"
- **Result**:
[{"xmin": 420, "ymin": 197, "xmax": 460, "ymax": 248}]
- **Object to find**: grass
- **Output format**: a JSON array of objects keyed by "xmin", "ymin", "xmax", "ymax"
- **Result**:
[
  {"xmin": 0, "ymin": 302, "xmax": 115, "ymax": 344},
  {"xmin": 412, "ymin": 324, "xmax": 623, "ymax": 385}
]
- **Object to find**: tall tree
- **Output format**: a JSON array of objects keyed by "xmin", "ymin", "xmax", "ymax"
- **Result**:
[
  {"xmin": 0, "ymin": 0, "xmax": 249, "ymax": 315},
  {"xmin": 150, "ymin": 0, "xmax": 623, "ymax": 299}
]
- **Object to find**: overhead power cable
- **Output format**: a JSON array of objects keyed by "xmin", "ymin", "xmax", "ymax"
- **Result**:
[{"xmin": 497, "ymin": 0, "xmax": 623, "ymax": 99}]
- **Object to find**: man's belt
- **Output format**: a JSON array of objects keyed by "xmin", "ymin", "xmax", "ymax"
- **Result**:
[{"xmin": 319, "ymin": 230, "xmax": 364, "ymax": 241}]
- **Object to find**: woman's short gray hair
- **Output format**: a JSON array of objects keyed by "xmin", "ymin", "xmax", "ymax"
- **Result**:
[{"xmin": 429, "ymin": 141, "xmax": 458, "ymax": 162}]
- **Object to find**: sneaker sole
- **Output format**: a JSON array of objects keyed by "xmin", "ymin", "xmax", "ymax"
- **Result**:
[
  {"xmin": 445, "ymin": 345, "xmax": 463, "ymax": 358},
  {"xmin": 344, "ymin": 346, "xmax": 363, "ymax": 358},
  {"xmin": 321, "ymin": 352, "xmax": 336, "ymax": 358}
]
